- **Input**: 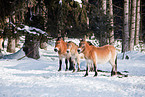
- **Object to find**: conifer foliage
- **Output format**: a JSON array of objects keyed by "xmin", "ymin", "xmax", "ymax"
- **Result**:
[{"xmin": 0, "ymin": 0, "xmax": 145, "ymax": 58}]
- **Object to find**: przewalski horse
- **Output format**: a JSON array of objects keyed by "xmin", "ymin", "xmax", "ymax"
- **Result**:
[
  {"xmin": 54, "ymin": 37, "xmax": 74, "ymax": 71},
  {"xmin": 77, "ymin": 39, "xmax": 117, "ymax": 77},
  {"xmin": 66, "ymin": 41, "xmax": 80, "ymax": 72},
  {"xmin": 0, "ymin": 36, "xmax": 3, "ymax": 51}
]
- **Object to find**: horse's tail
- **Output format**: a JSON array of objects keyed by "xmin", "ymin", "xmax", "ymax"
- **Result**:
[{"xmin": 115, "ymin": 55, "xmax": 117, "ymax": 71}]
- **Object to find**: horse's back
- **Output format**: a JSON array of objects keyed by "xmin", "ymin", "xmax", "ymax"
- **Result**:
[
  {"xmin": 94, "ymin": 45, "xmax": 116, "ymax": 64},
  {"xmin": 95, "ymin": 45, "xmax": 116, "ymax": 54}
]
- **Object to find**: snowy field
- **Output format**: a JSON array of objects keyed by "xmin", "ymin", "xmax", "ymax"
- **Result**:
[{"xmin": 0, "ymin": 39, "xmax": 145, "ymax": 97}]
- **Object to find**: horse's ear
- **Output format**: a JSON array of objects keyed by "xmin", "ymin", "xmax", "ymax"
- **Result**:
[
  {"xmin": 61, "ymin": 37, "xmax": 64, "ymax": 41},
  {"xmin": 84, "ymin": 35, "xmax": 86, "ymax": 41},
  {"xmin": 56, "ymin": 37, "xmax": 62, "ymax": 41}
]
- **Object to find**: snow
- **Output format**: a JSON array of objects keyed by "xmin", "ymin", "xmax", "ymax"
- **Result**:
[
  {"xmin": 65, "ymin": 38, "xmax": 99, "ymax": 47},
  {"xmin": 2, "ymin": 48, "xmax": 25, "ymax": 59},
  {"xmin": 10, "ymin": 22, "xmax": 48, "ymax": 36},
  {"xmin": 0, "ymin": 39, "xmax": 145, "ymax": 97},
  {"xmin": 74, "ymin": 0, "xmax": 82, "ymax": 8}
]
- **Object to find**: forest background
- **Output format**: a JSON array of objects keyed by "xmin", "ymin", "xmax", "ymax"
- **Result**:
[{"xmin": 0, "ymin": 0, "xmax": 145, "ymax": 59}]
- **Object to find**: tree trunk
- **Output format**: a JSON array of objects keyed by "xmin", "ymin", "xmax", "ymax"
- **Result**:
[
  {"xmin": 23, "ymin": 34, "xmax": 40, "ymax": 59},
  {"xmin": 99, "ymin": 0, "xmax": 108, "ymax": 46},
  {"xmin": 15, "ymin": 36, "xmax": 20, "ymax": 48},
  {"xmin": 108, "ymin": 0, "xmax": 114, "ymax": 45},
  {"xmin": 7, "ymin": 37, "xmax": 15, "ymax": 53},
  {"xmin": 102, "ymin": 0, "xmax": 107, "ymax": 14},
  {"xmin": 135, "ymin": 0, "xmax": 140, "ymax": 45},
  {"xmin": 129, "ymin": 0, "xmax": 137, "ymax": 51},
  {"xmin": 122, "ymin": 0, "xmax": 130, "ymax": 53}
]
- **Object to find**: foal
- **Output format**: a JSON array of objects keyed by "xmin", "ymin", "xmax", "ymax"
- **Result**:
[
  {"xmin": 66, "ymin": 41, "xmax": 80, "ymax": 72},
  {"xmin": 54, "ymin": 37, "xmax": 74, "ymax": 71},
  {"xmin": 78, "ymin": 39, "xmax": 117, "ymax": 77}
]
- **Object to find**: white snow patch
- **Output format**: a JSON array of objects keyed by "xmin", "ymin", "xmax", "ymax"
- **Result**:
[{"xmin": 0, "ymin": 39, "xmax": 145, "ymax": 97}]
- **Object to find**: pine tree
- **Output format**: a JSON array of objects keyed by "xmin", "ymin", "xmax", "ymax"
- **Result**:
[
  {"xmin": 135, "ymin": 0, "xmax": 141, "ymax": 45},
  {"xmin": 129, "ymin": 0, "xmax": 137, "ymax": 51},
  {"xmin": 122, "ymin": 0, "xmax": 130, "ymax": 52},
  {"xmin": 108, "ymin": 0, "xmax": 114, "ymax": 45},
  {"xmin": 100, "ymin": 0, "xmax": 108, "ymax": 46},
  {"xmin": 102, "ymin": 0, "xmax": 107, "ymax": 14}
]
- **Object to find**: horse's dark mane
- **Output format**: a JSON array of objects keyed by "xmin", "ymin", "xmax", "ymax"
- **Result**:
[
  {"xmin": 87, "ymin": 41, "xmax": 93, "ymax": 45},
  {"xmin": 56, "ymin": 37, "xmax": 63, "ymax": 41},
  {"xmin": 80, "ymin": 38, "xmax": 84, "ymax": 42},
  {"xmin": 68, "ymin": 41, "xmax": 78, "ymax": 46},
  {"xmin": 80, "ymin": 38, "xmax": 93, "ymax": 46}
]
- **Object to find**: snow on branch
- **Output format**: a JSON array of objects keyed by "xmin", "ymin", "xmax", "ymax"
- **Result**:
[{"xmin": 10, "ymin": 22, "xmax": 48, "ymax": 36}]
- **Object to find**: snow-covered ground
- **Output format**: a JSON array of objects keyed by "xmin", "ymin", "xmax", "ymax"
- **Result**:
[{"xmin": 0, "ymin": 40, "xmax": 145, "ymax": 97}]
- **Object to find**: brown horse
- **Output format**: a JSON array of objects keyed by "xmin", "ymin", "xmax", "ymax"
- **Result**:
[
  {"xmin": 0, "ymin": 36, "xmax": 3, "ymax": 51},
  {"xmin": 78, "ymin": 39, "xmax": 117, "ymax": 77},
  {"xmin": 54, "ymin": 37, "xmax": 74, "ymax": 71},
  {"xmin": 66, "ymin": 41, "xmax": 80, "ymax": 72}
]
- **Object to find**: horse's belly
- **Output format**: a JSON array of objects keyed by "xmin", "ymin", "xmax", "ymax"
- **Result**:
[
  {"xmin": 95, "ymin": 52, "xmax": 111, "ymax": 64},
  {"xmin": 59, "ymin": 54, "xmax": 70, "ymax": 59},
  {"xmin": 97, "ymin": 58, "xmax": 110, "ymax": 64},
  {"xmin": 71, "ymin": 55, "xmax": 76, "ymax": 60},
  {"xmin": 86, "ymin": 59, "xmax": 93, "ymax": 64}
]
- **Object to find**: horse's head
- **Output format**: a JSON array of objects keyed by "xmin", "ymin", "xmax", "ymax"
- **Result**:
[
  {"xmin": 54, "ymin": 37, "xmax": 63, "ymax": 52},
  {"xmin": 78, "ymin": 38, "xmax": 87, "ymax": 54}
]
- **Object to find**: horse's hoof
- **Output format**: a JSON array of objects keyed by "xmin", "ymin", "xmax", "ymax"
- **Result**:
[
  {"xmin": 84, "ymin": 74, "xmax": 88, "ymax": 77},
  {"xmin": 77, "ymin": 68, "xmax": 80, "ymax": 72},
  {"xmin": 65, "ymin": 69, "xmax": 68, "ymax": 71},
  {"xmin": 77, "ymin": 70, "xmax": 80, "ymax": 72},
  {"xmin": 93, "ymin": 75, "xmax": 97, "ymax": 77},
  {"xmin": 72, "ymin": 69, "xmax": 76, "ymax": 72},
  {"xmin": 69, "ymin": 68, "xmax": 73, "ymax": 71},
  {"xmin": 58, "ymin": 69, "xmax": 61, "ymax": 71},
  {"xmin": 111, "ymin": 71, "xmax": 116, "ymax": 76},
  {"xmin": 94, "ymin": 72, "xmax": 98, "ymax": 77}
]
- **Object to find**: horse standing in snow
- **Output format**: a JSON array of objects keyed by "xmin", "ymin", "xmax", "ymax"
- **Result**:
[
  {"xmin": 66, "ymin": 41, "xmax": 80, "ymax": 72},
  {"xmin": 54, "ymin": 37, "xmax": 74, "ymax": 71},
  {"xmin": 0, "ymin": 36, "xmax": 3, "ymax": 51},
  {"xmin": 77, "ymin": 38, "xmax": 117, "ymax": 77}
]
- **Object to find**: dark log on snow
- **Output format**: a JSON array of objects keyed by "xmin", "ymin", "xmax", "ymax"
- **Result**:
[{"xmin": 23, "ymin": 34, "xmax": 40, "ymax": 59}]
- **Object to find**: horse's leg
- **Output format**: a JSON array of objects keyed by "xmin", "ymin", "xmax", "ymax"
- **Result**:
[
  {"xmin": 77, "ymin": 57, "xmax": 80, "ymax": 72},
  {"xmin": 69, "ymin": 57, "xmax": 74, "ymax": 70},
  {"xmin": 111, "ymin": 66, "xmax": 116, "ymax": 76},
  {"xmin": 93, "ymin": 62, "xmax": 98, "ymax": 77},
  {"xmin": 65, "ymin": 58, "xmax": 68, "ymax": 71},
  {"xmin": 90, "ymin": 63, "xmax": 94, "ymax": 72},
  {"xmin": 111, "ymin": 64, "xmax": 117, "ymax": 76},
  {"xmin": 72, "ymin": 59, "xmax": 76, "ymax": 72},
  {"xmin": 110, "ymin": 60, "xmax": 117, "ymax": 76},
  {"xmin": 2, "ymin": 38, "xmax": 4, "ymax": 49},
  {"xmin": 115, "ymin": 56, "xmax": 117, "ymax": 73},
  {"xmin": 58, "ymin": 59, "xmax": 62, "ymax": 71},
  {"xmin": 84, "ymin": 61, "xmax": 89, "ymax": 77}
]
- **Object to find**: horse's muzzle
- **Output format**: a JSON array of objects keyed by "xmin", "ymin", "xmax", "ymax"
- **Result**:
[
  {"xmin": 54, "ymin": 48, "xmax": 58, "ymax": 52},
  {"xmin": 67, "ymin": 49, "xmax": 70, "ymax": 53},
  {"xmin": 77, "ymin": 48, "xmax": 81, "ymax": 54}
]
